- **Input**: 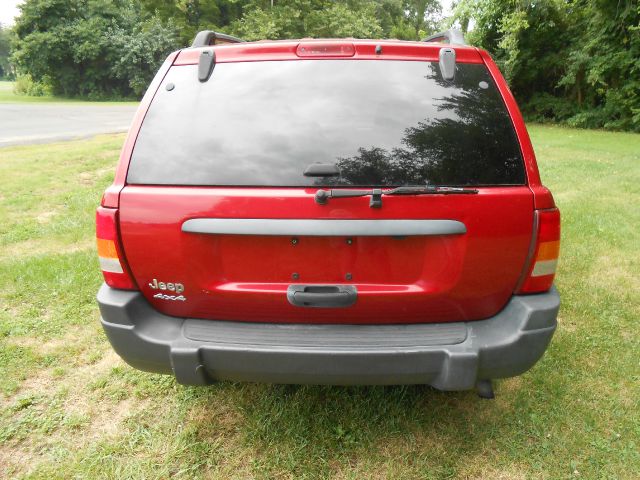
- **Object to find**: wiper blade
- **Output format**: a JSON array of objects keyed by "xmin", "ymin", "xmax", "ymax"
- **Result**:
[
  {"xmin": 314, "ymin": 186, "xmax": 478, "ymax": 208},
  {"xmin": 385, "ymin": 186, "xmax": 479, "ymax": 195}
]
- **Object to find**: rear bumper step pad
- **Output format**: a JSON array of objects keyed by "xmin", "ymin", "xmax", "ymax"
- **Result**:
[{"xmin": 97, "ymin": 284, "xmax": 559, "ymax": 390}]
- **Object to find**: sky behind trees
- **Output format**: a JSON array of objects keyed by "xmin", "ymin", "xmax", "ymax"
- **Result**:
[{"xmin": 0, "ymin": 0, "xmax": 21, "ymax": 26}]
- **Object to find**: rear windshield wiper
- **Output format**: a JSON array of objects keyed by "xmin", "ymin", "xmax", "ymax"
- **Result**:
[{"xmin": 315, "ymin": 186, "xmax": 478, "ymax": 208}]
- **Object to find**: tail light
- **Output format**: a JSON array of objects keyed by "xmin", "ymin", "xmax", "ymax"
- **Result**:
[
  {"xmin": 96, "ymin": 207, "xmax": 137, "ymax": 290},
  {"xmin": 516, "ymin": 208, "xmax": 561, "ymax": 294}
]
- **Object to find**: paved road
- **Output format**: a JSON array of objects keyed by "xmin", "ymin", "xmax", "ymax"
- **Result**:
[{"xmin": 0, "ymin": 103, "xmax": 138, "ymax": 147}]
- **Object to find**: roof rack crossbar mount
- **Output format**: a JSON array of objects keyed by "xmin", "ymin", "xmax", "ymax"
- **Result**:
[
  {"xmin": 422, "ymin": 29, "xmax": 467, "ymax": 46},
  {"xmin": 439, "ymin": 48, "xmax": 456, "ymax": 81},
  {"xmin": 192, "ymin": 31, "xmax": 246, "ymax": 48}
]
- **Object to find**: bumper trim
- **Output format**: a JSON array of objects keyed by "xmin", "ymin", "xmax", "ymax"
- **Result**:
[{"xmin": 98, "ymin": 284, "xmax": 559, "ymax": 390}]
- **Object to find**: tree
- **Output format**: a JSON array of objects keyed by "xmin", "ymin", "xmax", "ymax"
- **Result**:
[
  {"xmin": 108, "ymin": 15, "xmax": 179, "ymax": 97},
  {"xmin": 452, "ymin": 0, "xmax": 640, "ymax": 132},
  {"xmin": 0, "ymin": 23, "xmax": 12, "ymax": 79},
  {"xmin": 11, "ymin": 0, "xmax": 180, "ymax": 98},
  {"xmin": 403, "ymin": 0, "xmax": 441, "ymax": 39},
  {"xmin": 9, "ymin": 0, "xmax": 444, "ymax": 98},
  {"xmin": 558, "ymin": 0, "xmax": 640, "ymax": 130},
  {"xmin": 138, "ymin": 0, "xmax": 246, "ymax": 45},
  {"xmin": 230, "ymin": 0, "xmax": 386, "ymax": 40},
  {"xmin": 229, "ymin": 0, "xmax": 440, "ymax": 41}
]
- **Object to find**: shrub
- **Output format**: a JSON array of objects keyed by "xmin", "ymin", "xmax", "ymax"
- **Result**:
[
  {"xmin": 11, "ymin": 0, "xmax": 180, "ymax": 99},
  {"xmin": 13, "ymin": 73, "xmax": 51, "ymax": 97}
]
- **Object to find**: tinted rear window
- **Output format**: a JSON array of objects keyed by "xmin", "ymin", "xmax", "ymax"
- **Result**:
[{"xmin": 128, "ymin": 60, "xmax": 525, "ymax": 186}]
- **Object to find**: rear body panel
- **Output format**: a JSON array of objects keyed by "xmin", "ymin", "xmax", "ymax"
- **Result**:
[
  {"xmin": 119, "ymin": 185, "xmax": 533, "ymax": 323},
  {"xmin": 106, "ymin": 39, "xmax": 553, "ymax": 325},
  {"xmin": 97, "ymin": 37, "xmax": 560, "ymax": 389}
]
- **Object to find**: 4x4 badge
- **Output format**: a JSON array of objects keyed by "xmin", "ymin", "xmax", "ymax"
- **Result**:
[{"xmin": 153, "ymin": 293, "xmax": 186, "ymax": 302}]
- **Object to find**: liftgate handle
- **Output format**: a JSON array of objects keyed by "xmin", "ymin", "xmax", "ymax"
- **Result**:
[{"xmin": 287, "ymin": 285, "xmax": 357, "ymax": 308}]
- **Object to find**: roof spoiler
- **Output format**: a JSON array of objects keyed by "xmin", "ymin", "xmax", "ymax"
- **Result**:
[
  {"xmin": 422, "ymin": 29, "xmax": 467, "ymax": 46},
  {"xmin": 191, "ymin": 31, "xmax": 246, "ymax": 48},
  {"xmin": 191, "ymin": 30, "xmax": 465, "ymax": 48}
]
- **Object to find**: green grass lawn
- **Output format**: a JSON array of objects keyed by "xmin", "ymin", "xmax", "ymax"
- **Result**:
[
  {"xmin": 0, "ymin": 126, "xmax": 638, "ymax": 479},
  {"xmin": 0, "ymin": 81, "xmax": 137, "ymax": 106}
]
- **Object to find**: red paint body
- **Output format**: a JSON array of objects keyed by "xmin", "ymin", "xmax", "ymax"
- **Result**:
[{"xmin": 99, "ymin": 39, "xmax": 558, "ymax": 325}]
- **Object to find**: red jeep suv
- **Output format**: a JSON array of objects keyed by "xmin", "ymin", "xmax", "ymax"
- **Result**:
[{"xmin": 96, "ymin": 30, "xmax": 560, "ymax": 397}]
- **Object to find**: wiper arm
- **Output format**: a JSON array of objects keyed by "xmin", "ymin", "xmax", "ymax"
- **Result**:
[
  {"xmin": 315, "ymin": 188, "xmax": 384, "ymax": 207},
  {"xmin": 314, "ymin": 186, "xmax": 478, "ymax": 208}
]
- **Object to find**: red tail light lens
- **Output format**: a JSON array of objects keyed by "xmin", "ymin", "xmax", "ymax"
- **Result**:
[
  {"xmin": 96, "ymin": 207, "xmax": 137, "ymax": 290},
  {"xmin": 296, "ymin": 42, "xmax": 355, "ymax": 57},
  {"xmin": 517, "ymin": 208, "xmax": 561, "ymax": 294}
]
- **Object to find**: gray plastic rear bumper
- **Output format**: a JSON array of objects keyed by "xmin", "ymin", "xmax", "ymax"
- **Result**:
[{"xmin": 97, "ymin": 284, "xmax": 559, "ymax": 390}]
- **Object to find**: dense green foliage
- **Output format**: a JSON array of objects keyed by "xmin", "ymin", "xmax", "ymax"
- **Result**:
[
  {"xmin": 0, "ymin": 24, "xmax": 11, "ymax": 79},
  {"xmin": 10, "ymin": 0, "xmax": 439, "ymax": 99},
  {"xmin": 136, "ymin": 0, "xmax": 440, "ymax": 44},
  {"xmin": 224, "ymin": 0, "xmax": 441, "ymax": 41},
  {"xmin": 11, "ymin": 0, "xmax": 178, "ymax": 98},
  {"xmin": 454, "ymin": 0, "xmax": 640, "ymax": 131}
]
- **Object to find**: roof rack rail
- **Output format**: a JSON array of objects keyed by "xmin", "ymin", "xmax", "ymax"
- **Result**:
[
  {"xmin": 422, "ymin": 29, "xmax": 466, "ymax": 46},
  {"xmin": 191, "ymin": 31, "xmax": 246, "ymax": 48}
]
